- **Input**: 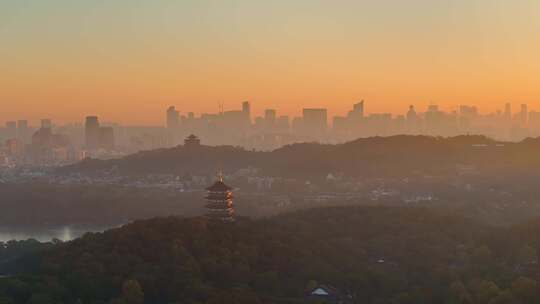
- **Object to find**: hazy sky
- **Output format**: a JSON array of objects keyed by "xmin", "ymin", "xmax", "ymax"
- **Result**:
[{"xmin": 1, "ymin": 0, "xmax": 540, "ymax": 125}]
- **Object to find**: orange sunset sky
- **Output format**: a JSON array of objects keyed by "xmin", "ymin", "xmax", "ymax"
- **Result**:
[{"xmin": 1, "ymin": 1, "xmax": 540, "ymax": 126}]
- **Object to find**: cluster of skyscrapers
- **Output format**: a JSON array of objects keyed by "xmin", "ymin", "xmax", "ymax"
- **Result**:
[
  {"xmin": 165, "ymin": 101, "xmax": 540, "ymax": 150},
  {"xmin": 0, "ymin": 116, "xmax": 117, "ymax": 166},
  {"xmin": 1, "ymin": 100, "xmax": 539, "ymax": 167}
]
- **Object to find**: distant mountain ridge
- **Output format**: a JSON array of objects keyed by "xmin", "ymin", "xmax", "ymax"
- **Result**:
[{"xmin": 61, "ymin": 135, "xmax": 540, "ymax": 178}]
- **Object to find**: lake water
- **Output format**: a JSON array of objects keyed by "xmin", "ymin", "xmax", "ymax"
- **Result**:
[{"xmin": 0, "ymin": 226, "xmax": 109, "ymax": 242}]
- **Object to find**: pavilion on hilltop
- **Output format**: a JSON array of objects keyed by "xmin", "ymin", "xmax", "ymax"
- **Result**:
[{"xmin": 184, "ymin": 134, "xmax": 201, "ymax": 147}]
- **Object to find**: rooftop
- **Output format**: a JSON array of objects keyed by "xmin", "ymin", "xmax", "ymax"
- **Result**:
[{"xmin": 206, "ymin": 180, "xmax": 232, "ymax": 192}]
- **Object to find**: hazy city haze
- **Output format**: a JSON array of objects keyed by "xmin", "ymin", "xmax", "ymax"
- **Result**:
[{"xmin": 1, "ymin": 1, "xmax": 540, "ymax": 124}]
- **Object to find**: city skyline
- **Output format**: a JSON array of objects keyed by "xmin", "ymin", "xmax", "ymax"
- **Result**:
[
  {"xmin": 1, "ymin": 100, "xmax": 539, "ymax": 127},
  {"xmin": 3, "ymin": 99, "xmax": 540, "ymax": 168},
  {"xmin": 2, "ymin": 1, "xmax": 540, "ymax": 124}
]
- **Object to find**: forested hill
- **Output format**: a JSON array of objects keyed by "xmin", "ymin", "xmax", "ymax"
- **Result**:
[
  {"xmin": 62, "ymin": 135, "xmax": 540, "ymax": 178},
  {"xmin": 3, "ymin": 206, "xmax": 540, "ymax": 303}
]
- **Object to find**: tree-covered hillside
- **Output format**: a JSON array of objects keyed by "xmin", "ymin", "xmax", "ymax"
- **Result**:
[
  {"xmin": 2, "ymin": 206, "xmax": 540, "ymax": 303},
  {"xmin": 61, "ymin": 135, "xmax": 540, "ymax": 179}
]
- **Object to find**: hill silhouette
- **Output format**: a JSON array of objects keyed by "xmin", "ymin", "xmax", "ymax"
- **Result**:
[{"xmin": 62, "ymin": 135, "xmax": 540, "ymax": 178}]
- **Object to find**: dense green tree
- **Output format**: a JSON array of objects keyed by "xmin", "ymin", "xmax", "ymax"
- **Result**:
[
  {"xmin": 488, "ymin": 290, "xmax": 519, "ymax": 304},
  {"xmin": 517, "ymin": 245, "xmax": 538, "ymax": 265},
  {"xmin": 470, "ymin": 280, "xmax": 501, "ymax": 304},
  {"xmin": 110, "ymin": 280, "xmax": 144, "ymax": 304},
  {"xmin": 122, "ymin": 280, "xmax": 144, "ymax": 304},
  {"xmin": 511, "ymin": 277, "xmax": 538, "ymax": 304},
  {"xmin": 26, "ymin": 294, "xmax": 53, "ymax": 304},
  {"xmin": 447, "ymin": 281, "xmax": 473, "ymax": 304},
  {"xmin": 205, "ymin": 290, "xmax": 261, "ymax": 304},
  {"xmin": 0, "ymin": 297, "xmax": 14, "ymax": 304},
  {"xmin": 4, "ymin": 207, "xmax": 540, "ymax": 303}
]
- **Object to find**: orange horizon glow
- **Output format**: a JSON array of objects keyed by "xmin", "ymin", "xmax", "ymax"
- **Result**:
[{"xmin": 1, "ymin": 1, "xmax": 540, "ymax": 126}]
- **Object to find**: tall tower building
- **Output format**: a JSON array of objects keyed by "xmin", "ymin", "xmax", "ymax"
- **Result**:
[
  {"xmin": 41, "ymin": 119, "xmax": 52, "ymax": 129},
  {"xmin": 99, "ymin": 127, "xmax": 115, "ymax": 150},
  {"xmin": 407, "ymin": 105, "xmax": 417, "ymax": 120},
  {"xmin": 205, "ymin": 174, "xmax": 234, "ymax": 222},
  {"xmin": 302, "ymin": 108, "xmax": 328, "ymax": 137},
  {"xmin": 166, "ymin": 106, "xmax": 179, "ymax": 129},
  {"xmin": 264, "ymin": 109, "xmax": 277, "ymax": 131},
  {"xmin": 17, "ymin": 120, "xmax": 29, "ymax": 144},
  {"xmin": 5, "ymin": 121, "xmax": 16, "ymax": 139},
  {"xmin": 85, "ymin": 116, "xmax": 100, "ymax": 150},
  {"xmin": 351, "ymin": 100, "xmax": 365, "ymax": 119},
  {"xmin": 520, "ymin": 104, "xmax": 528, "ymax": 125},
  {"xmin": 242, "ymin": 101, "xmax": 251, "ymax": 126},
  {"xmin": 276, "ymin": 115, "xmax": 290, "ymax": 132},
  {"xmin": 347, "ymin": 101, "xmax": 365, "ymax": 135},
  {"xmin": 242, "ymin": 101, "xmax": 251, "ymax": 116},
  {"xmin": 504, "ymin": 103, "xmax": 512, "ymax": 121}
]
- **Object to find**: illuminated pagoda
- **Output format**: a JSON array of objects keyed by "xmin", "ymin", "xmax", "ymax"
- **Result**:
[{"xmin": 205, "ymin": 173, "xmax": 234, "ymax": 222}]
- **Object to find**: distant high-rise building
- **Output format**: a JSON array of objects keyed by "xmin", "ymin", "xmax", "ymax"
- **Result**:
[
  {"xmin": 31, "ymin": 127, "xmax": 52, "ymax": 149},
  {"xmin": 428, "ymin": 105, "xmax": 439, "ymax": 112},
  {"xmin": 17, "ymin": 120, "xmax": 28, "ymax": 143},
  {"xmin": 99, "ymin": 127, "xmax": 115, "ymax": 150},
  {"xmin": 264, "ymin": 109, "xmax": 277, "ymax": 131},
  {"xmin": 205, "ymin": 174, "xmax": 234, "ymax": 222},
  {"xmin": 85, "ymin": 116, "xmax": 100, "ymax": 150},
  {"xmin": 17, "ymin": 120, "xmax": 28, "ymax": 131},
  {"xmin": 302, "ymin": 108, "xmax": 328, "ymax": 137},
  {"xmin": 529, "ymin": 111, "xmax": 540, "ymax": 131},
  {"xmin": 332, "ymin": 116, "xmax": 348, "ymax": 136},
  {"xmin": 41, "ymin": 119, "xmax": 52, "ymax": 129},
  {"xmin": 223, "ymin": 110, "xmax": 249, "ymax": 131},
  {"xmin": 406, "ymin": 105, "xmax": 419, "ymax": 134},
  {"xmin": 459, "ymin": 105, "xmax": 478, "ymax": 117},
  {"xmin": 241, "ymin": 101, "xmax": 252, "ymax": 127},
  {"xmin": 276, "ymin": 115, "xmax": 290, "ymax": 132},
  {"xmin": 459, "ymin": 105, "xmax": 478, "ymax": 131},
  {"xmin": 166, "ymin": 106, "xmax": 179, "ymax": 129},
  {"xmin": 407, "ymin": 105, "xmax": 417, "ymax": 121},
  {"xmin": 504, "ymin": 103, "xmax": 512, "ymax": 121},
  {"xmin": 242, "ymin": 101, "xmax": 251, "ymax": 116},
  {"xmin": 5, "ymin": 121, "xmax": 16, "ymax": 139},
  {"xmin": 425, "ymin": 105, "xmax": 448, "ymax": 135},
  {"xmin": 291, "ymin": 117, "xmax": 304, "ymax": 134},
  {"xmin": 348, "ymin": 100, "xmax": 364, "ymax": 120},
  {"xmin": 264, "ymin": 109, "xmax": 276, "ymax": 122},
  {"xmin": 519, "ymin": 104, "xmax": 528, "ymax": 125},
  {"xmin": 367, "ymin": 113, "xmax": 393, "ymax": 136},
  {"xmin": 254, "ymin": 116, "xmax": 265, "ymax": 130},
  {"xmin": 17, "ymin": 120, "xmax": 28, "ymax": 130},
  {"xmin": 345, "ymin": 101, "xmax": 366, "ymax": 136},
  {"xmin": 5, "ymin": 138, "xmax": 24, "ymax": 157}
]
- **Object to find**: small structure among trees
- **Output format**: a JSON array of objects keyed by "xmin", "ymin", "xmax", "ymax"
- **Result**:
[
  {"xmin": 307, "ymin": 285, "xmax": 352, "ymax": 304},
  {"xmin": 184, "ymin": 134, "xmax": 201, "ymax": 147}
]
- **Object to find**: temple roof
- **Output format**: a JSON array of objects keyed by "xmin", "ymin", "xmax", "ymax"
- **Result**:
[{"xmin": 206, "ymin": 180, "xmax": 232, "ymax": 192}]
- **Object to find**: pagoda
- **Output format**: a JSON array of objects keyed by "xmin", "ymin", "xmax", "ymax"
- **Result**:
[
  {"xmin": 184, "ymin": 134, "xmax": 201, "ymax": 147},
  {"xmin": 205, "ymin": 173, "xmax": 235, "ymax": 222}
]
